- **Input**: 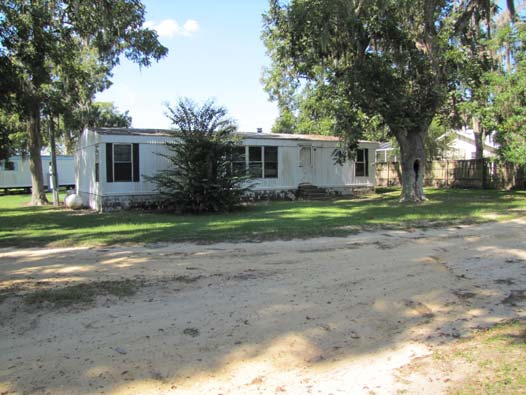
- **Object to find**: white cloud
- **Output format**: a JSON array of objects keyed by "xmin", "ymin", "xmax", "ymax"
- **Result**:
[
  {"xmin": 182, "ymin": 19, "xmax": 200, "ymax": 35},
  {"xmin": 145, "ymin": 18, "xmax": 200, "ymax": 39}
]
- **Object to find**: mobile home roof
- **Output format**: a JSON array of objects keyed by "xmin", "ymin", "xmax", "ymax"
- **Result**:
[{"xmin": 90, "ymin": 128, "xmax": 376, "ymax": 144}]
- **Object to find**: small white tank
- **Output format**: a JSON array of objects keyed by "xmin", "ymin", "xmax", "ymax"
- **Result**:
[{"xmin": 65, "ymin": 194, "xmax": 84, "ymax": 210}]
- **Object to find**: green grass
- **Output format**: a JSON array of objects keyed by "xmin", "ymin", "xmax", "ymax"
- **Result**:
[
  {"xmin": 448, "ymin": 321, "xmax": 526, "ymax": 395},
  {"xmin": 0, "ymin": 188, "xmax": 525, "ymax": 248},
  {"xmin": 24, "ymin": 279, "xmax": 139, "ymax": 307}
]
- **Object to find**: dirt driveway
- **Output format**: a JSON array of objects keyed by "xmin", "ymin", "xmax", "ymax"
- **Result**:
[{"xmin": 1, "ymin": 219, "xmax": 525, "ymax": 394}]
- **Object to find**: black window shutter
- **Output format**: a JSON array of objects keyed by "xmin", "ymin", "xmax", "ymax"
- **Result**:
[
  {"xmin": 132, "ymin": 143, "xmax": 140, "ymax": 182},
  {"xmin": 106, "ymin": 143, "xmax": 113, "ymax": 182},
  {"xmin": 364, "ymin": 149, "xmax": 369, "ymax": 177}
]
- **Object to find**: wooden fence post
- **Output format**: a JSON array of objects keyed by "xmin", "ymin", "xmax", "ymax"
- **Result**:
[
  {"xmin": 481, "ymin": 158, "xmax": 487, "ymax": 189},
  {"xmin": 446, "ymin": 159, "xmax": 449, "ymax": 187}
]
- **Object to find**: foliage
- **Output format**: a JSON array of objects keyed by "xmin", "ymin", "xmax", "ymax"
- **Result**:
[
  {"xmin": 0, "ymin": 129, "xmax": 11, "ymax": 162},
  {"xmin": 0, "ymin": 110, "xmax": 26, "ymax": 160},
  {"xmin": 492, "ymin": 21, "xmax": 526, "ymax": 165},
  {"xmin": 86, "ymin": 102, "xmax": 132, "ymax": 128},
  {"xmin": 271, "ymin": 107, "xmax": 297, "ymax": 133},
  {"xmin": 443, "ymin": 1, "xmax": 514, "ymax": 160},
  {"xmin": 263, "ymin": 0, "xmax": 452, "ymax": 137},
  {"xmin": 263, "ymin": 1, "xmax": 522, "ymax": 169},
  {"xmin": 264, "ymin": 72, "xmax": 336, "ymax": 135},
  {"xmin": 1, "ymin": 189, "xmax": 525, "ymax": 247},
  {"xmin": 149, "ymin": 99, "xmax": 251, "ymax": 214},
  {"xmin": 437, "ymin": 1, "xmax": 526, "ymax": 163}
]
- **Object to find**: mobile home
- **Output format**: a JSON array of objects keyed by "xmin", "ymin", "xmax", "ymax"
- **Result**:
[
  {"xmin": 0, "ymin": 155, "xmax": 75, "ymax": 192},
  {"xmin": 75, "ymin": 128, "xmax": 379, "ymax": 211}
]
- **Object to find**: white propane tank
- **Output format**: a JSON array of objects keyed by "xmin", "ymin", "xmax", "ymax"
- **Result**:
[{"xmin": 65, "ymin": 194, "xmax": 84, "ymax": 210}]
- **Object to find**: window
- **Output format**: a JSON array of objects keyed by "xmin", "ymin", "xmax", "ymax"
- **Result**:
[
  {"xmin": 232, "ymin": 146, "xmax": 247, "ymax": 174},
  {"xmin": 264, "ymin": 146, "xmax": 278, "ymax": 178},
  {"xmin": 248, "ymin": 146, "xmax": 262, "ymax": 177},
  {"xmin": 106, "ymin": 143, "xmax": 140, "ymax": 182},
  {"xmin": 245, "ymin": 146, "xmax": 279, "ymax": 179},
  {"xmin": 355, "ymin": 149, "xmax": 369, "ymax": 177},
  {"xmin": 114, "ymin": 144, "xmax": 132, "ymax": 181},
  {"xmin": 0, "ymin": 160, "xmax": 15, "ymax": 171}
]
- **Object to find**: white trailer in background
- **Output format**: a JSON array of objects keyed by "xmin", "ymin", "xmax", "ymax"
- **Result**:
[{"xmin": 0, "ymin": 155, "xmax": 75, "ymax": 192}]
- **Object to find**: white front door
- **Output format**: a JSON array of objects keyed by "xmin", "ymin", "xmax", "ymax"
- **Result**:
[{"xmin": 299, "ymin": 145, "xmax": 313, "ymax": 184}]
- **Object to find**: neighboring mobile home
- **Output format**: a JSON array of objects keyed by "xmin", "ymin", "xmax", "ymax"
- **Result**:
[
  {"xmin": 375, "ymin": 127, "xmax": 499, "ymax": 162},
  {"xmin": 75, "ymin": 128, "xmax": 379, "ymax": 211},
  {"xmin": 0, "ymin": 155, "xmax": 75, "ymax": 192},
  {"xmin": 446, "ymin": 127, "xmax": 498, "ymax": 160}
]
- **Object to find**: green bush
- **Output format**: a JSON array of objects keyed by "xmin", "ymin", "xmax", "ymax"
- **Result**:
[{"xmin": 150, "ymin": 99, "xmax": 252, "ymax": 213}]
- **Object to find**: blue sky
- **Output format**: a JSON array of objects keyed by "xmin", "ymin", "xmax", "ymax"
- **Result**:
[{"xmin": 97, "ymin": 0, "xmax": 278, "ymax": 133}]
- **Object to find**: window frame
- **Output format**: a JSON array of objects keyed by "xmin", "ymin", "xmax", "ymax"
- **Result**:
[
  {"xmin": 231, "ymin": 146, "xmax": 247, "ymax": 175},
  {"xmin": 113, "ymin": 143, "xmax": 133, "ymax": 182},
  {"xmin": 248, "ymin": 146, "xmax": 263, "ymax": 178},
  {"xmin": 355, "ymin": 148, "xmax": 369, "ymax": 177},
  {"xmin": 244, "ymin": 145, "xmax": 279, "ymax": 179},
  {"xmin": 0, "ymin": 160, "xmax": 16, "ymax": 171},
  {"xmin": 106, "ymin": 143, "xmax": 140, "ymax": 183},
  {"xmin": 263, "ymin": 146, "xmax": 278, "ymax": 178}
]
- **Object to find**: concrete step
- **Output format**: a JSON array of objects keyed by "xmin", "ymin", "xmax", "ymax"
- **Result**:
[{"xmin": 298, "ymin": 183, "xmax": 329, "ymax": 199}]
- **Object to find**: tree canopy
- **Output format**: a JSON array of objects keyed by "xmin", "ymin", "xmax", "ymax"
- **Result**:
[
  {"xmin": 493, "ymin": 20, "xmax": 526, "ymax": 165},
  {"xmin": 86, "ymin": 102, "xmax": 133, "ymax": 129}
]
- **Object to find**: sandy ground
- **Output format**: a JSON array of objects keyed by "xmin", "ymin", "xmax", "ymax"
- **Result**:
[{"xmin": 0, "ymin": 219, "xmax": 525, "ymax": 395}]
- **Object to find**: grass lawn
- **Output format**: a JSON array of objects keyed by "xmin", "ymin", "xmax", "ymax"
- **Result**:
[
  {"xmin": 434, "ymin": 320, "xmax": 526, "ymax": 395},
  {"xmin": 0, "ymin": 188, "xmax": 525, "ymax": 248}
]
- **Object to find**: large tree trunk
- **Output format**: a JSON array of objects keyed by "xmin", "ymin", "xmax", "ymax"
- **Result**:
[
  {"xmin": 63, "ymin": 128, "xmax": 74, "ymax": 155},
  {"xmin": 396, "ymin": 128, "xmax": 427, "ymax": 203},
  {"xmin": 28, "ymin": 101, "xmax": 48, "ymax": 206},
  {"xmin": 472, "ymin": 117, "xmax": 484, "ymax": 160}
]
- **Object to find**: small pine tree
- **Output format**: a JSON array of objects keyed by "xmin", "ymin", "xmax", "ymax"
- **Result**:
[{"xmin": 150, "ymin": 99, "xmax": 251, "ymax": 213}]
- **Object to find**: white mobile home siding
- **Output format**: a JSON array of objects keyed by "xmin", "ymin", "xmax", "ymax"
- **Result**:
[
  {"xmin": 97, "ymin": 134, "xmax": 172, "ymax": 196},
  {"xmin": 76, "ymin": 130, "xmax": 174, "ymax": 209},
  {"xmin": 75, "ymin": 130, "xmax": 100, "ymax": 209},
  {"xmin": 242, "ymin": 137, "xmax": 377, "ymax": 192},
  {"xmin": 1, "ymin": 155, "xmax": 75, "ymax": 190},
  {"xmin": 75, "ymin": 128, "xmax": 378, "ymax": 211}
]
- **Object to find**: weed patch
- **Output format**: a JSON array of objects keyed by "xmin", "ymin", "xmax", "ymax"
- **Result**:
[{"xmin": 24, "ymin": 280, "xmax": 139, "ymax": 307}]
